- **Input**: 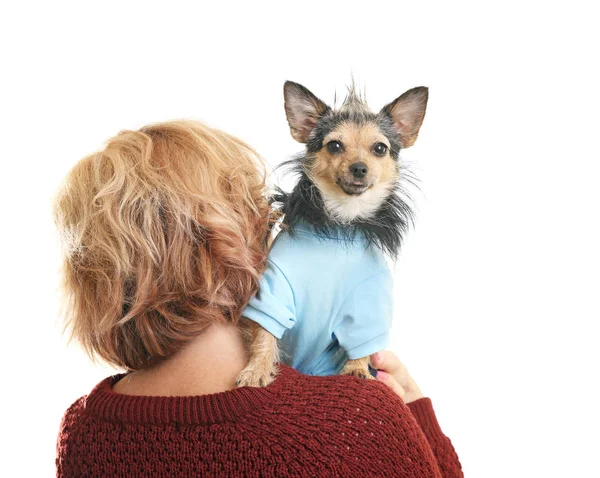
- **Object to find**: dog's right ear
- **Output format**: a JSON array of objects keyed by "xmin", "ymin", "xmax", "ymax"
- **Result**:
[{"xmin": 284, "ymin": 81, "xmax": 330, "ymax": 143}]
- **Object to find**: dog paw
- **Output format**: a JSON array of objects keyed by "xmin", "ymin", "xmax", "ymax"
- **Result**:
[
  {"xmin": 340, "ymin": 363, "xmax": 375, "ymax": 380},
  {"xmin": 340, "ymin": 369, "xmax": 375, "ymax": 380},
  {"xmin": 341, "ymin": 369, "xmax": 375, "ymax": 380},
  {"xmin": 236, "ymin": 363, "xmax": 278, "ymax": 388}
]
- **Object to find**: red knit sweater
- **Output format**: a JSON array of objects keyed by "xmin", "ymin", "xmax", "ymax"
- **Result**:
[{"xmin": 56, "ymin": 365, "xmax": 462, "ymax": 477}]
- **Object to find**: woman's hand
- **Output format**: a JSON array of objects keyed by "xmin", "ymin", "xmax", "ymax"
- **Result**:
[{"xmin": 370, "ymin": 350, "xmax": 424, "ymax": 404}]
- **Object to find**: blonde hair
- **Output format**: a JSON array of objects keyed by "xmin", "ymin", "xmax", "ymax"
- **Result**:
[{"xmin": 54, "ymin": 120, "xmax": 271, "ymax": 370}]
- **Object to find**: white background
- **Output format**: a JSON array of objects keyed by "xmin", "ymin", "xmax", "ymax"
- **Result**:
[{"xmin": 1, "ymin": 1, "xmax": 598, "ymax": 476}]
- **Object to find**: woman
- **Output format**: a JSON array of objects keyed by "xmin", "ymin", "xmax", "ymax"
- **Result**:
[{"xmin": 54, "ymin": 120, "xmax": 462, "ymax": 477}]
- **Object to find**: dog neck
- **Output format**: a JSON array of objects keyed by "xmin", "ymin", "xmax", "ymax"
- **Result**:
[{"xmin": 273, "ymin": 172, "xmax": 413, "ymax": 259}]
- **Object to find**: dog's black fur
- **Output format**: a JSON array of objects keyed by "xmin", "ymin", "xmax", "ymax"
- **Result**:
[
  {"xmin": 271, "ymin": 167, "xmax": 415, "ymax": 260},
  {"xmin": 271, "ymin": 177, "xmax": 414, "ymax": 259}
]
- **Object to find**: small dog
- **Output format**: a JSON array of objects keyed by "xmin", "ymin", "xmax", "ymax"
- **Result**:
[{"xmin": 236, "ymin": 80, "xmax": 428, "ymax": 387}]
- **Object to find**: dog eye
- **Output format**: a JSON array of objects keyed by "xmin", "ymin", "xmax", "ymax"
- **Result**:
[
  {"xmin": 326, "ymin": 140, "xmax": 343, "ymax": 154},
  {"xmin": 372, "ymin": 142, "xmax": 388, "ymax": 156}
]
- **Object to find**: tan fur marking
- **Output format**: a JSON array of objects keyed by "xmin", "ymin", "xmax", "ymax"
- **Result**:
[
  {"xmin": 311, "ymin": 122, "xmax": 398, "ymax": 189},
  {"xmin": 340, "ymin": 357, "xmax": 374, "ymax": 379},
  {"xmin": 309, "ymin": 122, "xmax": 399, "ymax": 222},
  {"xmin": 236, "ymin": 318, "xmax": 280, "ymax": 387}
]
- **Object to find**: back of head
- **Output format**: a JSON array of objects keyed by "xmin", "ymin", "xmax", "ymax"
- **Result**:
[{"xmin": 54, "ymin": 120, "xmax": 270, "ymax": 370}]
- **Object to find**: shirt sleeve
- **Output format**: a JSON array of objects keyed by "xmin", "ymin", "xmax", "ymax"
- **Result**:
[
  {"xmin": 242, "ymin": 259, "xmax": 296, "ymax": 339},
  {"xmin": 333, "ymin": 269, "xmax": 394, "ymax": 360}
]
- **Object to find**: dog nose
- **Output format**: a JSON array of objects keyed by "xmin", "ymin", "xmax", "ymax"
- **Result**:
[{"xmin": 350, "ymin": 162, "xmax": 368, "ymax": 178}]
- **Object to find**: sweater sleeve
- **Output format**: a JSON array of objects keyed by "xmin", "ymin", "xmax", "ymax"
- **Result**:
[
  {"xmin": 407, "ymin": 398, "xmax": 464, "ymax": 478},
  {"xmin": 332, "ymin": 270, "xmax": 393, "ymax": 360},
  {"xmin": 242, "ymin": 259, "xmax": 296, "ymax": 339},
  {"xmin": 56, "ymin": 397, "xmax": 87, "ymax": 477}
]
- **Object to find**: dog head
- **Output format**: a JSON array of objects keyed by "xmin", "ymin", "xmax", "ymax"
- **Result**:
[{"xmin": 283, "ymin": 81, "xmax": 428, "ymax": 222}]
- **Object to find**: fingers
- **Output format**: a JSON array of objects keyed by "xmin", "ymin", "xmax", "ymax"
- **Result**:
[
  {"xmin": 370, "ymin": 350, "xmax": 407, "ymax": 377},
  {"xmin": 374, "ymin": 370, "xmax": 405, "ymax": 400},
  {"xmin": 371, "ymin": 350, "xmax": 425, "ymax": 404}
]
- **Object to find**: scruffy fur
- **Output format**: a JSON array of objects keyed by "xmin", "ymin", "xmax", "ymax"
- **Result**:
[
  {"xmin": 237, "ymin": 81, "xmax": 428, "ymax": 387},
  {"xmin": 237, "ymin": 318, "xmax": 280, "ymax": 386}
]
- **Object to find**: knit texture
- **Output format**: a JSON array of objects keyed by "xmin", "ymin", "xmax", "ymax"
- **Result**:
[{"xmin": 56, "ymin": 365, "xmax": 462, "ymax": 477}]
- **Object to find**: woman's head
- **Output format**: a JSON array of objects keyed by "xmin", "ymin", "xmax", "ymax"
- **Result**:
[{"xmin": 54, "ymin": 120, "xmax": 270, "ymax": 370}]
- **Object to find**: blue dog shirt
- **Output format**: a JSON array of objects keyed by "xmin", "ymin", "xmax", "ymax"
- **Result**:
[{"xmin": 242, "ymin": 222, "xmax": 393, "ymax": 376}]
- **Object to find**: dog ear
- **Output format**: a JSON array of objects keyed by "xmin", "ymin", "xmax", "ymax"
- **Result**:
[
  {"xmin": 284, "ymin": 81, "xmax": 330, "ymax": 143},
  {"xmin": 381, "ymin": 87, "xmax": 429, "ymax": 148}
]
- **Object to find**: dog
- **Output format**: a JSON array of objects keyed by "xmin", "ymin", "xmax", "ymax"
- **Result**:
[{"xmin": 236, "ymin": 80, "xmax": 428, "ymax": 387}]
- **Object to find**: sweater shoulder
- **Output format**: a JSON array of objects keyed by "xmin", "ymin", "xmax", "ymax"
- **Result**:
[
  {"xmin": 260, "ymin": 370, "xmax": 445, "ymax": 476},
  {"xmin": 275, "ymin": 371, "xmax": 407, "ymax": 417},
  {"xmin": 270, "ymin": 369, "xmax": 421, "ymax": 434},
  {"xmin": 56, "ymin": 395, "xmax": 88, "ymax": 472},
  {"xmin": 59, "ymin": 395, "xmax": 87, "ymax": 431}
]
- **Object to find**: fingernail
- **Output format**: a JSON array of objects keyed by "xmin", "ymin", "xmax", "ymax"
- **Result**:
[
  {"xmin": 377, "ymin": 371, "xmax": 388, "ymax": 380},
  {"xmin": 372, "ymin": 352, "xmax": 381, "ymax": 362}
]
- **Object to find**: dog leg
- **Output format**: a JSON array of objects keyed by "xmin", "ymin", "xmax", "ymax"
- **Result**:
[
  {"xmin": 236, "ymin": 318, "xmax": 280, "ymax": 387},
  {"xmin": 340, "ymin": 356, "xmax": 374, "ymax": 379}
]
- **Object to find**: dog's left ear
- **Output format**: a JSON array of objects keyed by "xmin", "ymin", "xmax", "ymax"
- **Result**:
[
  {"xmin": 381, "ymin": 87, "xmax": 429, "ymax": 148},
  {"xmin": 284, "ymin": 81, "xmax": 331, "ymax": 143}
]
